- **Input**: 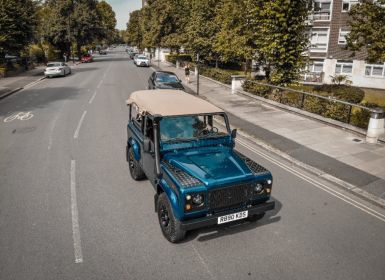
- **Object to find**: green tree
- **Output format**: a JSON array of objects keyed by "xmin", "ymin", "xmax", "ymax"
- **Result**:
[
  {"xmin": 126, "ymin": 10, "xmax": 142, "ymax": 48},
  {"xmin": 347, "ymin": 0, "xmax": 385, "ymax": 63},
  {"xmin": 72, "ymin": 0, "xmax": 102, "ymax": 56},
  {"xmin": 214, "ymin": 0, "xmax": 261, "ymax": 72},
  {"xmin": 185, "ymin": 0, "xmax": 222, "ymax": 59},
  {"xmin": 39, "ymin": 0, "xmax": 71, "ymax": 57},
  {"xmin": 0, "ymin": 0, "xmax": 37, "ymax": 62},
  {"xmin": 257, "ymin": 0, "xmax": 311, "ymax": 85},
  {"xmin": 96, "ymin": 0, "xmax": 117, "ymax": 44}
]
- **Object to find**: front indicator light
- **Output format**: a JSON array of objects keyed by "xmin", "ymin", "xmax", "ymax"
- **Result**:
[
  {"xmin": 266, "ymin": 188, "xmax": 271, "ymax": 193},
  {"xmin": 185, "ymin": 204, "xmax": 191, "ymax": 210}
]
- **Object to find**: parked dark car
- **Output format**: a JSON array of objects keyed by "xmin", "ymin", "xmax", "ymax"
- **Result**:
[
  {"xmin": 99, "ymin": 49, "xmax": 107, "ymax": 55},
  {"xmin": 148, "ymin": 71, "xmax": 184, "ymax": 90},
  {"xmin": 125, "ymin": 90, "xmax": 275, "ymax": 242},
  {"xmin": 129, "ymin": 52, "xmax": 138, "ymax": 59}
]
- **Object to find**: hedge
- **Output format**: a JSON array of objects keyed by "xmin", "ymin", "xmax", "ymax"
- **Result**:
[
  {"xmin": 242, "ymin": 79, "xmax": 371, "ymax": 128},
  {"xmin": 200, "ymin": 67, "xmax": 238, "ymax": 85},
  {"xmin": 165, "ymin": 54, "xmax": 192, "ymax": 65}
]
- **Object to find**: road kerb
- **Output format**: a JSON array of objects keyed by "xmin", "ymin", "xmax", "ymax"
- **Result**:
[
  {"xmin": 0, "ymin": 87, "xmax": 23, "ymax": 100},
  {"xmin": 235, "ymin": 126, "xmax": 385, "ymax": 209},
  {"xmin": 0, "ymin": 76, "xmax": 46, "ymax": 100}
]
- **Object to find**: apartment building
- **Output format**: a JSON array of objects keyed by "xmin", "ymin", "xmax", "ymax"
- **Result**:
[{"xmin": 305, "ymin": 0, "xmax": 385, "ymax": 89}]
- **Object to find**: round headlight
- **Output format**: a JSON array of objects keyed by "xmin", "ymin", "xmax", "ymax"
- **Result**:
[
  {"xmin": 267, "ymin": 179, "xmax": 272, "ymax": 185},
  {"xmin": 254, "ymin": 183, "xmax": 264, "ymax": 193},
  {"xmin": 192, "ymin": 194, "xmax": 203, "ymax": 205}
]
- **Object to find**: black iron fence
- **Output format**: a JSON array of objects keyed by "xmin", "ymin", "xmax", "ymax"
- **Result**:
[{"xmin": 242, "ymin": 80, "xmax": 380, "ymax": 129}]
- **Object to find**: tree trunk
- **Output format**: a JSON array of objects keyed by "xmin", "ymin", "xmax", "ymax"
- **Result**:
[{"xmin": 77, "ymin": 42, "xmax": 81, "ymax": 61}]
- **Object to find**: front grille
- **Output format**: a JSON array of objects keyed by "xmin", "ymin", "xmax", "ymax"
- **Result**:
[{"xmin": 209, "ymin": 183, "xmax": 254, "ymax": 210}]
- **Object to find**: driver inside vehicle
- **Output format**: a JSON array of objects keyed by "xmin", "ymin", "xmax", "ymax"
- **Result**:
[{"xmin": 160, "ymin": 115, "xmax": 224, "ymax": 142}]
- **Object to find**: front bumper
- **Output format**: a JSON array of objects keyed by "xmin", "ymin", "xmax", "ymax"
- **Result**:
[
  {"xmin": 44, "ymin": 71, "xmax": 62, "ymax": 77},
  {"xmin": 180, "ymin": 201, "xmax": 275, "ymax": 231}
]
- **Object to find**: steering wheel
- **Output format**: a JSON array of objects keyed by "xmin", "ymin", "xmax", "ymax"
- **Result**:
[{"xmin": 197, "ymin": 127, "xmax": 219, "ymax": 136}]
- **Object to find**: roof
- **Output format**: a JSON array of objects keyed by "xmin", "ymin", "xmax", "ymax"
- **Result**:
[{"xmin": 126, "ymin": 90, "xmax": 224, "ymax": 116}]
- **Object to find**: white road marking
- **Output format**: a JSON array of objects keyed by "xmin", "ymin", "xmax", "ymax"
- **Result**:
[
  {"xmin": 73, "ymin": 111, "xmax": 87, "ymax": 139},
  {"xmin": 70, "ymin": 160, "xmax": 83, "ymax": 263},
  {"xmin": 88, "ymin": 91, "xmax": 98, "ymax": 104},
  {"xmin": 192, "ymin": 245, "xmax": 216, "ymax": 280},
  {"xmin": 48, "ymin": 113, "xmax": 60, "ymax": 150},
  {"xmin": 3, "ymin": 111, "xmax": 34, "ymax": 122},
  {"xmin": 96, "ymin": 79, "xmax": 103, "ymax": 89},
  {"xmin": 237, "ymin": 139, "xmax": 385, "ymax": 223}
]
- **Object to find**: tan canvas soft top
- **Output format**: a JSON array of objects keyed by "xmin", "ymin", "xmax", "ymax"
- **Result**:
[{"xmin": 126, "ymin": 90, "xmax": 224, "ymax": 116}]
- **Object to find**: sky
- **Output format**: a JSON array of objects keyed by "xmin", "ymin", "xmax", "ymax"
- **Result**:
[{"xmin": 105, "ymin": 0, "xmax": 142, "ymax": 30}]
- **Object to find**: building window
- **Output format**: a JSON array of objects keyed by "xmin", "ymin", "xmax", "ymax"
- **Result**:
[
  {"xmin": 302, "ymin": 60, "xmax": 324, "ymax": 83},
  {"xmin": 342, "ymin": 0, "xmax": 359, "ymax": 12},
  {"xmin": 314, "ymin": 0, "xmax": 332, "ymax": 20},
  {"xmin": 310, "ymin": 28, "xmax": 329, "ymax": 52},
  {"xmin": 308, "ymin": 60, "xmax": 324, "ymax": 73},
  {"xmin": 335, "ymin": 60, "xmax": 353, "ymax": 74},
  {"xmin": 365, "ymin": 64, "xmax": 385, "ymax": 77},
  {"xmin": 338, "ymin": 29, "xmax": 350, "ymax": 45}
]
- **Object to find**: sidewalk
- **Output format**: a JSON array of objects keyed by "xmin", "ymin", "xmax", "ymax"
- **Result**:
[
  {"xmin": 0, "ymin": 66, "xmax": 46, "ymax": 99},
  {"xmin": 155, "ymin": 61, "xmax": 385, "ymax": 207}
]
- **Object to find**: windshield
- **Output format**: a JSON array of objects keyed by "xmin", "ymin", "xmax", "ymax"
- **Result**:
[
  {"xmin": 138, "ymin": 56, "xmax": 147, "ymax": 59},
  {"xmin": 156, "ymin": 73, "xmax": 179, "ymax": 83},
  {"xmin": 160, "ymin": 114, "xmax": 229, "ymax": 142},
  {"xmin": 47, "ymin": 63, "xmax": 61, "ymax": 67}
]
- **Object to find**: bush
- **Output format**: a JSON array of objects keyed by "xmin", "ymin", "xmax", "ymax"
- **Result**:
[
  {"xmin": 165, "ymin": 54, "xmax": 192, "ymax": 65},
  {"xmin": 29, "ymin": 45, "xmax": 45, "ymax": 63},
  {"xmin": 199, "ymin": 67, "xmax": 242, "ymax": 85},
  {"xmin": 350, "ymin": 102, "xmax": 379, "ymax": 129},
  {"xmin": 313, "ymin": 84, "xmax": 365, "ymax": 104},
  {"xmin": 242, "ymin": 79, "xmax": 271, "ymax": 97}
]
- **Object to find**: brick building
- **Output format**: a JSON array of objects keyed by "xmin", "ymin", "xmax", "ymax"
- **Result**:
[{"xmin": 304, "ymin": 0, "xmax": 385, "ymax": 89}]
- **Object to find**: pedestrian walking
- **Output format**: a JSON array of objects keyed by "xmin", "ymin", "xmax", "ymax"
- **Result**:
[
  {"xmin": 63, "ymin": 53, "xmax": 67, "ymax": 63},
  {"xmin": 184, "ymin": 63, "xmax": 190, "ymax": 83}
]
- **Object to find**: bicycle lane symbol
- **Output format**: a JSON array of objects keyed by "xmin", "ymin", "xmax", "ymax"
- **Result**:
[{"xmin": 3, "ymin": 112, "xmax": 34, "ymax": 123}]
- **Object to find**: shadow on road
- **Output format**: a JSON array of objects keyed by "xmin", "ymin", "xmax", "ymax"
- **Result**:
[
  {"xmin": 93, "ymin": 57, "xmax": 131, "ymax": 63},
  {"xmin": 183, "ymin": 197, "xmax": 282, "ymax": 243},
  {"xmin": 0, "ymin": 86, "xmax": 81, "ymax": 117},
  {"xmin": 71, "ymin": 67, "xmax": 99, "ymax": 73}
]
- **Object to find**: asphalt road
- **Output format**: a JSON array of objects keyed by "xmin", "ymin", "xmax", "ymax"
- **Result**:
[{"xmin": 1, "ymin": 48, "xmax": 385, "ymax": 280}]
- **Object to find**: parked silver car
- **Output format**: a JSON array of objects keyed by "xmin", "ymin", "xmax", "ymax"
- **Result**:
[{"xmin": 44, "ymin": 62, "xmax": 71, "ymax": 78}]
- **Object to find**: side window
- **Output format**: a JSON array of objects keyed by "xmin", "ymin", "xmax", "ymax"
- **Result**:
[
  {"xmin": 130, "ymin": 104, "xmax": 143, "ymax": 131},
  {"xmin": 144, "ymin": 117, "xmax": 154, "ymax": 142}
]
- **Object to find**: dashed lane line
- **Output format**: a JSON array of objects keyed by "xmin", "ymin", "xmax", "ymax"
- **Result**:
[
  {"xmin": 70, "ymin": 160, "xmax": 83, "ymax": 263},
  {"xmin": 73, "ymin": 111, "xmax": 87, "ymax": 139}
]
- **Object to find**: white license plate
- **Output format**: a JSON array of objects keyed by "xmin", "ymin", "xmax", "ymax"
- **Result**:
[{"xmin": 217, "ymin": 211, "xmax": 248, "ymax": 224}]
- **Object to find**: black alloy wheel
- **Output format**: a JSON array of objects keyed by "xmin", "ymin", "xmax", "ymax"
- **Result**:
[
  {"xmin": 127, "ymin": 147, "xmax": 146, "ymax": 180},
  {"xmin": 157, "ymin": 193, "xmax": 186, "ymax": 243}
]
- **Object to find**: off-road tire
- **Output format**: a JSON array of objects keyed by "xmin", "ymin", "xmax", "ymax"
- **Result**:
[
  {"xmin": 247, "ymin": 213, "xmax": 265, "ymax": 222},
  {"xmin": 157, "ymin": 193, "xmax": 186, "ymax": 243},
  {"xmin": 127, "ymin": 147, "xmax": 146, "ymax": 180}
]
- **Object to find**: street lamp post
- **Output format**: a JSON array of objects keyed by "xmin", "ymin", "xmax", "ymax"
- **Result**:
[{"xmin": 196, "ymin": 53, "xmax": 200, "ymax": 96}]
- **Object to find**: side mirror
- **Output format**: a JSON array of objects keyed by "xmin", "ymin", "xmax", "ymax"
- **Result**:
[
  {"xmin": 143, "ymin": 137, "xmax": 151, "ymax": 153},
  {"xmin": 231, "ymin": 129, "xmax": 237, "ymax": 139}
]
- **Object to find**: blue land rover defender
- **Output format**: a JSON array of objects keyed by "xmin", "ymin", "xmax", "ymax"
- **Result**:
[{"xmin": 126, "ymin": 90, "xmax": 275, "ymax": 242}]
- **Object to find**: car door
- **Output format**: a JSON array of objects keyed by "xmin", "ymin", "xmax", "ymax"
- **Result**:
[{"xmin": 141, "ymin": 116, "xmax": 157, "ymax": 184}]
